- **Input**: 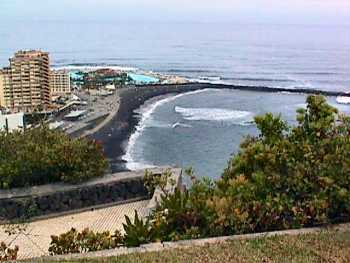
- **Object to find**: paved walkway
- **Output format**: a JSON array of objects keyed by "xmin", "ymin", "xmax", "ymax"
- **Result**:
[
  {"xmin": 80, "ymin": 91, "xmax": 120, "ymax": 138},
  {"xmin": 65, "ymin": 91, "xmax": 120, "ymax": 136},
  {"xmin": 0, "ymin": 200, "xmax": 149, "ymax": 260}
]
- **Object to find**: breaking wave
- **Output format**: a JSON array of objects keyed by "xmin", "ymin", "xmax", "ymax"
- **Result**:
[
  {"xmin": 172, "ymin": 122, "xmax": 192, "ymax": 129},
  {"xmin": 175, "ymin": 106, "xmax": 254, "ymax": 125}
]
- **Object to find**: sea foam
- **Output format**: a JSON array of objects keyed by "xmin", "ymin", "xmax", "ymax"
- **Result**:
[
  {"xmin": 175, "ymin": 106, "xmax": 254, "ymax": 125},
  {"xmin": 52, "ymin": 65, "xmax": 138, "ymax": 72},
  {"xmin": 123, "ymin": 89, "xmax": 210, "ymax": 170}
]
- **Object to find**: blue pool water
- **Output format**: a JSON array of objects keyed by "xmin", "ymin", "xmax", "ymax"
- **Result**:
[
  {"xmin": 128, "ymin": 73, "xmax": 159, "ymax": 84},
  {"xmin": 70, "ymin": 71, "xmax": 84, "ymax": 81}
]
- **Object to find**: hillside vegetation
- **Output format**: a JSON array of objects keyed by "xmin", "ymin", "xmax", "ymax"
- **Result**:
[{"xmin": 0, "ymin": 126, "xmax": 108, "ymax": 189}]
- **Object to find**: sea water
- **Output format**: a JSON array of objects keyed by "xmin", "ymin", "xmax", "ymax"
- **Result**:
[
  {"xmin": 1, "ymin": 22, "xmax": 349, "ymax": 92},
  {"xmin": 124, "ymin": 89, "xmax": 350, "ymax": 178}
]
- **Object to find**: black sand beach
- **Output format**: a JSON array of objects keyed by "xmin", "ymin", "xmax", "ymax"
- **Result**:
[
  {"xmin": 91, "ymin": 83, "xmax": 350, "ymax": 173},
  {"xmin": 90, "ymin": 84, "xmax": 209, "ymax": 172}
]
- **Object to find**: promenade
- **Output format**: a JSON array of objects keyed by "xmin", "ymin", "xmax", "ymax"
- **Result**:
[
  {"xmin": 0, "ymin": 200, "xmax": 148, "ymax": 259},
  {"xmin": 64, "ymin": 90, "xmax": 120, "ymax": 137}
]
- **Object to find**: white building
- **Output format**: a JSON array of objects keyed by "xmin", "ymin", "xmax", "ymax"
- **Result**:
[
  {"xmin": 0, "ymin": 112, "xmax": 24, "ymax": 131},
  {"xmin": 105, "ymin": 84, "xmax": 116, "ymax": 91}
]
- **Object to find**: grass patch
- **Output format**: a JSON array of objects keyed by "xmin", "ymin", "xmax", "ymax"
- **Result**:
[{"xmin": 38, "ymin": 230, "xmax": 350, "ymax": 263}]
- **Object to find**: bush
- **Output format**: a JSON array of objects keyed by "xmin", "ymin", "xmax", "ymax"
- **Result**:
[
  {"xmin": 123, "ymin": 172, "xmax": 217, "ymax": 244},
  {"xmin": 0, "ymin": 125, "xmax": 108, "ymax": 189},
  {"xmin": 214, "ymin": 95, "xmax": 350, "ymax": 233},
  {"xmin": 0, "ymin": 242, "xmax": 18, "ymax": 262},
  {"xmin": 124, "ymin": 95, "xmax": 350, "ymax": 243},
  {"xmin": 49, "ymin": 228, "xmax": 123, "ymax": 255},
  {"xmin": 123, "ymin": 211, "xmax": 155, "ymax": 247}
]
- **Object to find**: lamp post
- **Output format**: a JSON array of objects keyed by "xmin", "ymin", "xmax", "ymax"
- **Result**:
[{"xmin": 5, "ymin": 117, "xmax": 8, "ymax": 134}]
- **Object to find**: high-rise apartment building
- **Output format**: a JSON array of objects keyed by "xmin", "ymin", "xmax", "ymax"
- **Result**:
[
  {"xmin": 50, "ymin": 70, "xmax": 71, "ymax": 96},
  {"xmin": 1, "ymin": 50, "xmax": 51, "ymax": 113},
  {"xmin": 0, "ymin": 68, "xmax": 12, "ymax": 109},
  {"xmin": 0, "ymin": 70, "xmax": 5, "ymax": 107}
]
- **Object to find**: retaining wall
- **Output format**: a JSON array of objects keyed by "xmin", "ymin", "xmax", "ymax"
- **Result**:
[{"xmin": 0, "ymin": 167, "xmax": 180, "ymax": 221}]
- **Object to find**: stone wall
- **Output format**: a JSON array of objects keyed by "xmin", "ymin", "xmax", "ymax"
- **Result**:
[{"xmin": 0, "ymin": 168, "xmax": 180, "ymax": 221}]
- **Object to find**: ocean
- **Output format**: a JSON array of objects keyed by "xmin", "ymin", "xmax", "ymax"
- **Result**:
[
  {"xmin": 1, "ymin": 21, "xmax": 349, "ymax": 91},
  {"xmin": 123, "ymin": 89, "xmax": 350, "ymax": 179},
  {"xmin": 1, "ymin": 21, "xmax": 350, "ymax": 178}
]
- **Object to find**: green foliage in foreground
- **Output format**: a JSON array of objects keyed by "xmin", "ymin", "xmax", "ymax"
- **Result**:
[
  {"xmin": 122, "ymin": 95, "xmax": 350, "ymax": 244},
  {"xmin": 49, "ymin": 228, "xmax": 123, "ymax": 255},
  {"xmin": 217, "ymin": 95, "xmax": 350, "ymax": 232},
  {"xmin": 48, "ymin": 95, "xmax": 350, "ymax": 255},
  {"xmin": 43, "ymin": 230, "xmax": 350, "ymax": 263},
  {"xmin": 123, "ymin": 211, "xmax": 156, "ymax": 247},
  {"xmin": 0, "ymin": 125, "xmax": 108, "ymax": 189}
]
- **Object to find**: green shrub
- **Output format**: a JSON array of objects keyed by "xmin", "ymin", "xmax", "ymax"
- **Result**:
[
  {"xmin": 0, "ymin": 125, "xmax": 108, "ymax": 189},
  {"xmin": 123, "ymin": 211, "xmax": 155, "ymax": 247},
  {"xmin": 151, "ymin": 178, "xmax": 217, "ymax": 241},
  {"xmin": 215, "ymin": 95, "xmax": 350, "ymax": 233},
  {"xmin": 125, "ymin": 95, "xmax": 350, "ymax": 243},
  {"xmin": 49, "ymin": 228, "xmax": 123, "ymax": 255},
  {"xmin": 123, "ymin": 171, "xmax": 217, "ymax": 244},
  {"xmin": 0, "ymin": 241, "xmax": 18, "ymax": 262},
  {"xmin": 143, "ymin": 168, "xmax": 175, "ymax": 196}
]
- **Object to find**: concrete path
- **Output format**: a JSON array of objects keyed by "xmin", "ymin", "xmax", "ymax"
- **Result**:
[
  {"xmin": 80, "ymin": 91, "xmax": 120, "ymax": 138},
  {"xmin": 0, "ymin": 200, "xmax": 149, "ymax": 260}
]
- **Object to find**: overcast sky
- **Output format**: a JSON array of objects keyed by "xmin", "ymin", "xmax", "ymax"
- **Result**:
[{"xmin": 1, "ymin": 0, "xmax": 349, "ymax": 25}]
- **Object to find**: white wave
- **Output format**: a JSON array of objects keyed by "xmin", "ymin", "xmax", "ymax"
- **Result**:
[
  {"xmin": 52, "ymin": 65, "xmax": 137, "ymax": 72},
  {"xmin": 124, "ymin": 161, "xmax": 156, "ymax": 171},
  {"xmin": 279, "ymin": 91, "xmax": 294, "ymax": 94},
  {"xmin": 146, "ymin": 120, "xmax": 172, "ymax": 128},
  {"xmin": 295, "ymin": 103, "xmax": 307, "ymax": 109},
  {"xmin": 198, "ymin": 76, "xmax": 221, "ymax": 81},
  {"xmin": 336, "ymin": 96, "xmax": 350, "ymax": 105},
  {"xmin": 175, "ymin": 106, "xmax": 254, "ymax": 124},
  {"xmin": 188, "ymin": 73, "xmax": 316, "ymax": 90},
  {"xmin": 172, "ymin": 122, "xmax": 192, "ymax": 129},
  {"xmin": 188, "ymin": 78, "xmax": 227, "ymax": 85},
  {"xmin": 123, "ymin": 89, "xmax": 210, "ymax": 170}
]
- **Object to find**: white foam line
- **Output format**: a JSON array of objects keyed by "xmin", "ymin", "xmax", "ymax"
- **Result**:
[{"xmin": 52, "ymin": 65, "xmax": 138, "ymax": 72}]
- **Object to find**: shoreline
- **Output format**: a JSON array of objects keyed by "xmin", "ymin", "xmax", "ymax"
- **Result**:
[
  {"xmin": 91, "ymin": 83, "xmax": 350, "ymax": 173},
  {"xmin": 90, "ymin": 84, "xmax": 209, "ymax": 173}
]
